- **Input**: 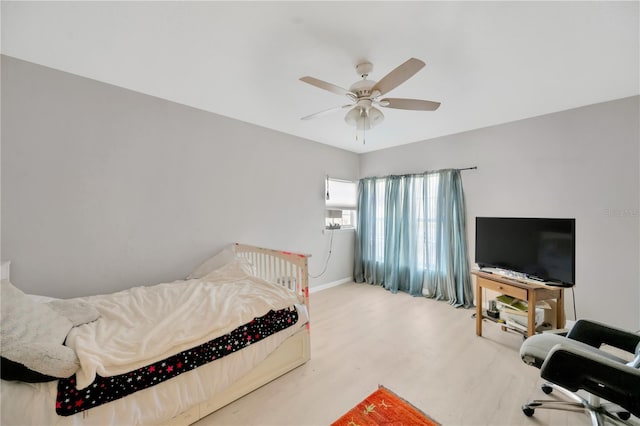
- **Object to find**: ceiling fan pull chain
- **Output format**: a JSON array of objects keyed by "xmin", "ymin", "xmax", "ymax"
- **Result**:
[
  {"xmin": 355, "ymin": 126, "xmax": 366, "ymax": 144},
  {"xmin": 326, "ymin": 175, "xmax": 330, "ymax": 200},
  {"xmin": 363, "ymin": 116, "xmax": 367, "ymax": 144}
]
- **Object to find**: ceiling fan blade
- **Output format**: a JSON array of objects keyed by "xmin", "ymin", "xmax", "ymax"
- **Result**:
[
  {"xmin": 301, "ymin": 104, "xmax": 353, "ymax": 121},
  {"xmin": 371, "ymin": 58, "xmax": 426, "ymax": 96},
  {"xmin": 379, "ymin": 98, "xmax": 441, "ymax": 111},
  {"xmin": 299, "ymin": 76, "xmax": 357, "ymax": 99}
]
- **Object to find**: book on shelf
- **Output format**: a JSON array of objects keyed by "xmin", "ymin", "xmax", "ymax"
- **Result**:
[
  {"xmin": 502, "ymin": 308, "xmax": 545, "ymax": 326},
  {"xmin": 496, "ymin": 294, "xmax": 551, "ymax": 312},
  {"xmin": 495, "ymin": 294, "xmax": 528, "ymax": 311},
  {"xmin": 505, "ymin": 319, "xmax": 528, "ymax": 332},
  {"xmin": 501, "ymin": 306, "xmax": 527, "ymax": 317},
  {"xmin": 495, "ymin": 294, "xmax": 549, "ymax": 327}
]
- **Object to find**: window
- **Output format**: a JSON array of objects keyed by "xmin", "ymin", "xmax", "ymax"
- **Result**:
[
  {"xmin": 354, "ymin": 170, "xmax": 473, "ymax": 303},
  {"xmin": 325, "ymin": 178, "xmax": 357, "ymax": 229},
  {"xmin": 420, "ymin": 173, "xmax": 440, "ymax": 271},
  {"xmin": 371, "ymin": 174, "xmax": 440, "ymax": 271}
]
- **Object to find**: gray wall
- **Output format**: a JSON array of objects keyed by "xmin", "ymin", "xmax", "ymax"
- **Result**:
[
  {"xmin": 1, "ymin": 56, "xmax": 357, "ymax": 297},
  {"xmin": 361, "ymin": 96, "xmax": 640, "ymax": 330},
  {"xmin": 3, "ymin": 55, "xmax": 638, "ymax": 330}
]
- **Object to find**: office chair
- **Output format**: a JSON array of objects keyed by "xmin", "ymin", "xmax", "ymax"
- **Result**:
[{"xmin": 520, "ymin": 319, "xmax": 640, "ymax": 425}]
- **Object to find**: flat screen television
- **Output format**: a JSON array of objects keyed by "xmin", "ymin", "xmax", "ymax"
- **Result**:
[{"xmin": 475, "ymin": 217, "xmax": 575, "ymax": 286}]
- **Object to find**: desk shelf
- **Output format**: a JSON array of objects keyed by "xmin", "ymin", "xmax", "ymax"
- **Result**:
[
  {"xmin": 478, "ymin": 310, "xmax": 553, "ymax": 338},
  {"xmin": 473, "ymin": 270, "xmax": 566, "ymax": 338}
]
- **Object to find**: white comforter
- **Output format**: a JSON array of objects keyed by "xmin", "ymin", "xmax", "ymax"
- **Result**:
[{"xmin": 66, "ymin": 261, "xmax": 301, "ymax": 389}]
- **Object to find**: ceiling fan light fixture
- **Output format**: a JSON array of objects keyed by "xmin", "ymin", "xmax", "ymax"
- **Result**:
[
  {"xmin": 344, "ymin": 107, "xmax": 363, "ymax": 127},
  {"xmin": 356, "ymin": 115, "xmax": 371, "ymax": 131},
  {"xmin": 367, "ymin": 106, "xmax": 384, "ymax": 128},
  {"xmin": 344, "ymin": 106, "xmax": 384, "ymax": 131}
]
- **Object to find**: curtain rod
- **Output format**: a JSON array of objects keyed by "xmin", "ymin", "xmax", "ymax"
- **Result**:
[
  {"xmin": 362, "ymin": 166, "xmax": 478, "ymax": 180},
  {"xmin": 420, "ymin": 166, "xmax": 477, "ymax": 174}
]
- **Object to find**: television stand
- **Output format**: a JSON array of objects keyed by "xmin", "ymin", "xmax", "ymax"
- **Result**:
[
  {"xmin": 544, "ymin": 281, "xmax": 573, "ymax": 288},
  {"xmin": 472, "ymin": 270, "xmax": 567, "ymax": 338}
]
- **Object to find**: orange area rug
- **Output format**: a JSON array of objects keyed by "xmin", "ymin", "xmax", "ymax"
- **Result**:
[{"xmin": 331, "ymin": 385, "xmax": 440, "ymax": 426}]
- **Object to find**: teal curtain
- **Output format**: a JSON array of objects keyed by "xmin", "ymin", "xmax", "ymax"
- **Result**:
[
  {"xmin": 382, "ymin": 176, "xmax": 424, "ymax": 295},
  {"xmin": 354, "ymin": 178, "xmax": 385, "ymax": 285},
  {"xmin": 421, "ymin": 170, "xmax": 474, "ymax": 307},
  {"xmin": 354, "ymin": 169, "xmax": 474, "ymax": 306}
]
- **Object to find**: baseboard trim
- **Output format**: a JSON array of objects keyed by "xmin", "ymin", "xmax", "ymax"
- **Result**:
[{"xmin": 309, "ymin": 277, "xmax": 352, "ymax": 293}]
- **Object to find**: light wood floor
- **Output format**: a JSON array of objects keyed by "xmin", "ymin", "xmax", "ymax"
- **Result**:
[{"xmin": 195, "ymin": 282, "xmax": 629, "ymax": 426}]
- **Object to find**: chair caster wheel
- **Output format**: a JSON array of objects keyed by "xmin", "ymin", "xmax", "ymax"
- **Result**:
[
  {"xmin": 522, "ymin": 405, "xmax": 535, "ymax": 417},
  {"xmin": 541, "ymin": 384, "xmax": 553, "ymax": 394},
  {"xmin": 617, "ymin": 412, "xmax": 631, "ymax": 421}
]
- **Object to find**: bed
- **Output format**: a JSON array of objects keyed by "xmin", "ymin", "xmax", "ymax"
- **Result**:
[{"xmin": 0, "ymin": 243, "xmax": 311, "ymax": 425}]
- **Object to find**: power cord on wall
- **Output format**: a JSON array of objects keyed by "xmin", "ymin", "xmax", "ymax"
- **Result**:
[
  {"xmin": 570, "ymin": 286, "xmax": 577, "ymax": 320},
  {"xmin": 309, "ymin": 229, "xmax": 335, "ymax": 279}
]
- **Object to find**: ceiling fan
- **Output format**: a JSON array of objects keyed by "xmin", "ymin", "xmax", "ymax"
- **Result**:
[{"xmin": 299, "ymin": 58, "xmax": 440, "ymax": 131}]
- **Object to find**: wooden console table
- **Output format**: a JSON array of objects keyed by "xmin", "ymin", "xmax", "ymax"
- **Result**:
[{"xmin": 472, "ymin": 270, "xmax": 567, "ymax": 337}]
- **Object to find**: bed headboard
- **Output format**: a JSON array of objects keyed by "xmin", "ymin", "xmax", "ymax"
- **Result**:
[{"xmin": 234, "ymin": 243, "xmax": 310, "ymax": 310}]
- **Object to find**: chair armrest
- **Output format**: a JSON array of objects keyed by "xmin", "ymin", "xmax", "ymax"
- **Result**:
[
  {"xmin": 567, "ymin": 319, "xmax": 640, "ymax": 353},
  {"xmin": 541, "ymin": 342, "xmax": 640, "ymax": 417}
]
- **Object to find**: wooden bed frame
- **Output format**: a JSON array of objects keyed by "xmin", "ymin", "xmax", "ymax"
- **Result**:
[{"xmin": 162, "ymin": 243, "xmax": 311, "ymax": 426}]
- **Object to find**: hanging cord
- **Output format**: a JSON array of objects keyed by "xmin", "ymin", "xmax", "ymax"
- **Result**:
[
  {"xmin": 325, "ymin": 175, "xmax": 330, "ymax": 200},
  {"xmin": 354, "ymin": 109, "xmax": 367, "ymax": 145},
  {"xmin": 356, "ymin": 125, "xmax": 366, "ymax": 144},
  {"xmin": 309, "ymin": 228, "xmax": 335, "ymax": 278}
]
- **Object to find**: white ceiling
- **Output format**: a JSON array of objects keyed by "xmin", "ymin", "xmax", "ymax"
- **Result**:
[{"xmin": 2, "ymin": 1, "xmax": 638, "ymax": 154}]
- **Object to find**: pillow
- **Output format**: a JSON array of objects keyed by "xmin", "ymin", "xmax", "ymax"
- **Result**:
[
  {"xmin": 27, "ymin": 294, "xmax": 100, "ymax": 326},
  {"xmin": 187, "ymin": 247, "xmax": 238, "ymax": 279},
  {"xmin": 0, "ymin": 280, "xmax": 80, "ymax": 380},
  {"xmin": 201, "ymin": 257, "xmax": 256, "ymax": 282},
  {"xmin": 47, "ymin": 299, "xmax": 100, "ymax": 327}
]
